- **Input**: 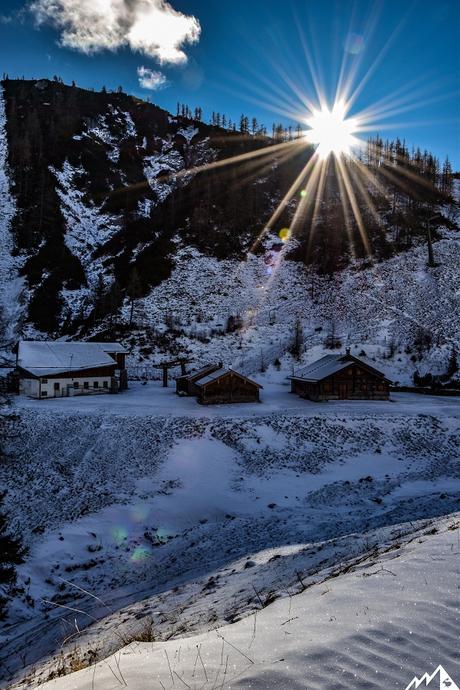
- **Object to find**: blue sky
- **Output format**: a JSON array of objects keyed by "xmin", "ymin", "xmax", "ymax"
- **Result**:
[{"xmin": 1, "ymin": 0, "xmax": 459, "ymax": 166}]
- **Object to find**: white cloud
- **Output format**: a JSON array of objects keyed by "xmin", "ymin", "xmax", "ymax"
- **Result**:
[
  {"xmin": 137, "ymin": 66, "xmax": 168, "ymax": 90},
  {"xmin": 29, "ymin": 0, "xmax": 201, "ymax": 65}
]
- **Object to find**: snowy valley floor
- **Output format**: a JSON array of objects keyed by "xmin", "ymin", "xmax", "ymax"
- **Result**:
[{"xmin": 1, "ymin": 385, "xmax": 460, "ymax": 688}]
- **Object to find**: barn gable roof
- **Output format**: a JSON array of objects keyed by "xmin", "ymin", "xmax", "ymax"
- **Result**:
[
  {"xmin": 16, "ymin": 341, "xmax": 121, "ymax": 377},
  {"xmin": 176, "ymin": 363, "xmax": 222, "ymax": 383},
  {"xmin": 290, "ymin": 353, "xmax": 389, "ymax": 383},
  {"xmin": 194, "ymin": 368, "xmax": 263, "ymax": 389}
]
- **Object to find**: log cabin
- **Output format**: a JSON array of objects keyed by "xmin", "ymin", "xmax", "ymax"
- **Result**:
[
  {"xmin": 14, "ymin": 340, "xmax": 128, "ymax": 398},
  {"xmin": 290, "ymin": 350, "xmax": 390, "ymax": 401},
  {"xmin": 176, "ymin": 363, "xmax": 223, "ymax": 396},
  {"xmin": 194, "ymin": 368, "xmax": 262, "ymax": 405}
]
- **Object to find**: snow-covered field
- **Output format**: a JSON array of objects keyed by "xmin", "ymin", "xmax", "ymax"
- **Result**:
[
  {"xmin": 37, "ymin": 516, "xmax": 460, "ymax": 690},
  {"xmin": 1, "ymin": 387, "xmax": 459, "ymax": 687}
]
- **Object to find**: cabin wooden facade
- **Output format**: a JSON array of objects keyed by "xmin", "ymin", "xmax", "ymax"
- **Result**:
[
  {"xmin": 290, "ymin": 351, "xmax": 390, "ymax": 402},
  {"xmin": 195, "ymin": 368, "xmax": 262, "ymax": 405}
]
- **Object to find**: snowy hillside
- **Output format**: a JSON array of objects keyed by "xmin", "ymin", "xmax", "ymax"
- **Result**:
[
  {"xmin": 1, "ymin": 389, "xmax": 459, "ymax": 686},
  {"xmin": 0, "ymin": 77, "xmax": 458, "ymax": 364},
  {"xmin": 123, "ymin": 226, "xmax": 460, "ymax": 385},
  {"xmin": 0, "ymin": 85, "xmax": 24, "ymax": 344}
]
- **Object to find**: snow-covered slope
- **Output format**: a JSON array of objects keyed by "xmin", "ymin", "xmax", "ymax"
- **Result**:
[
  {"xmin": 1, "ymin": 389, "xmax": 459, "ymax": 686},
  {"xmin": 0, "ymin": 85, "xmax": 24, "ymax": 344},
  {"xmin": 0, "ymin": 78, "xmax": 458, "ymax": 371},
  {"xmin": 125, "ymin": 227, "xmax": 460, "ymax": 385},
  {"xmin": 33, "ymin": 516, "xmax": 460, "ymax": 689}
]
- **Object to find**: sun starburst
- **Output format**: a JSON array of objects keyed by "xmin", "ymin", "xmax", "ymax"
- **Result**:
[{"xmin": 305, "ymin": 100, "xmax": 360, "ymax": 158}]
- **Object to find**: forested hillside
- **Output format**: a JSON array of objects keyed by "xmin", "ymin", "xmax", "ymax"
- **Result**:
[{"xmin": 0, "ymin": 78, "xmax": 457, "ymax": 344}]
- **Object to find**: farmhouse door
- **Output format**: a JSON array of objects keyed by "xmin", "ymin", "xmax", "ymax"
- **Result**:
[{"xmin": 338, "ymin": 383, "xmax": 348, "ymax": 399}]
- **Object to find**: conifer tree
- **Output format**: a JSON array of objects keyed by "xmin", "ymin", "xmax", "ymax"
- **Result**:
[
  {"xmin": 447, "ymin": 348, "xmax": 458, "ymax": 377},
  {"xmin": 441, "ymin": 156, "xmax": 453, "ymax": 197},
  {"xmin": 127, "ymin": 268, "xmax": 143, "ymax": 326}
]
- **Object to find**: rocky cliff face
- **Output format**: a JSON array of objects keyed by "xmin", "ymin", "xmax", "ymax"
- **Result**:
[{"xmin": 1, "ymin": 78, "xmax": 305, "ymax": 335}]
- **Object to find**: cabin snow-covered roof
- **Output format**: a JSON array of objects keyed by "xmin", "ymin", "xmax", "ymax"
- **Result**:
[
  {"xmin": 195, "ymin": 368, "xmax": 262, "ymax": 388},
  {"xmin": 16, "ymin": 341, "xmax": 123, "ymax": 377},
  {"xmin": 176, "ymin": 363, "xmax": 221, "ymax": 382},
  {"xmin": 93, "ymin": 342, "xmax": 127, "ymax": 354},
  {"xmin": 290, "ymin": 353, "xmax": 387, "ymax": 383}
]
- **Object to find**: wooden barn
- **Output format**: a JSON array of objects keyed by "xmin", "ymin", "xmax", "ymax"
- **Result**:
[
  {"xmin": 290, "ymin": 350, "xmax": 390, "ymax": 401},
  {"xmin": 176, "ymin": 363, "xmax": 223, "ymax": 396},
  {"xmin": 193, "ymin": 368, "xmax": 262, "ymax": 405},
  {"xmin": 13, "ymin": 340, "xmax": 128, "ymax": 398}
]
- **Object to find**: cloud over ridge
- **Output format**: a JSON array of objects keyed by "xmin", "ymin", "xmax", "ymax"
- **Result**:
[
  {"xmin": 137, "ymin": 65, "xmax": 168, "ymax": 90},
  {"xmin": 30, "ymin": 0, "xmax": 201, "ymax": 65}
]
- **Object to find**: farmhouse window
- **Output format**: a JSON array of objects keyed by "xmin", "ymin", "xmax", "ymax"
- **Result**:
[
  {"xmin": 94, "ymin": 381, "xmax": 99, "ymax": 389},
  {"xmin": 73, "ymin": 381, "xmax": 79, "ymax": 389},
  {"xmin": 84, "ymin": 381, "xmax": 89, "ymax": 389},
  {"xmin": 103, "ymin": 381, "xmax": 108, "ymax": 388},
  {"xmin": 54, "ymin": 382, "xmax": 60, "ymax": 390},
  {"xmin": 42, "ymin": 378, "xmax": 48, "ymax": 383},
  {"xmin": 41, "ymin": 391, "xmax": 47, "ymax": 396}
]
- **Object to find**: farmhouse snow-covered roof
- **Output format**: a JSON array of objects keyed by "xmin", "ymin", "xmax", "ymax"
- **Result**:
[
  {"xmin": 195, "ymin": 368, "xmax": 263, "ymax": 388},
  {"xmin": 16, "ymin": 341, "xmax": 123, "ymax": 377},
  {"xmin": 290, "ymin": 354, "xmax": 388, "ymax": 383}
]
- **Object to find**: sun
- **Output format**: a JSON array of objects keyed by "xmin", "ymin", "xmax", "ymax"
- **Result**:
[{"xmin": 305, "ymin": 100, "xmax": 360, "ymax": 159}]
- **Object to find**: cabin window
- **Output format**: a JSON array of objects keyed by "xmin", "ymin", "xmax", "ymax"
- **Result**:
[
  {"xmin": 347, "ymin": 369, "xmax": 353, "ymax": 375},
  {"xmin": 103, "ymin": 381, "xmax": 108, "ymax": 388},
  {"xmin": 84, "ymin": 381, "xmax": 89, "ymax": 389},
  {"xmin": 94, "ymin": 381, "xmax": 99, "ymax": 389},
  {"xmin": 54, "ymin": 382, "xmax": 60, "ymax": 390},
  {"xmin": 73, "ymin": 381, "xmax": 79, "ymax": 389}
]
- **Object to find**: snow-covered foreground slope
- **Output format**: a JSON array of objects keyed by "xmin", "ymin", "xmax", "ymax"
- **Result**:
[
  {"xmin": 38, "ymin": 516, "xmax": 460, "ymax": 689},
  {"xmin": 1, "ymin": 389, "xmax": 459, "ymax": 686}
]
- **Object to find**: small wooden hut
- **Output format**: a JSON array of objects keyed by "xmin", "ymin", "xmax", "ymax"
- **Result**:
[
  {"xmin": 176, "ymin": 363, "xmax": 222, "ymax": 396},
  {"xmin": 290, "ymin": 350, "xmax": 390, "ymax": 401},
  {"xmin": 194, "ymin": 368, "xmax": 262, "ymax": 405}
]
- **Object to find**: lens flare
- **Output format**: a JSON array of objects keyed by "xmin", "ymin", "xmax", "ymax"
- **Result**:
[
  {"xmin": 130, "ymin": 546, "xmax": 151, "ymax": 563},
  {"xmin": 112, "ymin": 527, "xmax": 128, "ymax": 545},
  {"xmin": 305, "ymin": 100, "xmax": 360, "ymax": 158},
  {"xmin": 279, "ymin": 227, "xmax": 291, "ymax": 242}
]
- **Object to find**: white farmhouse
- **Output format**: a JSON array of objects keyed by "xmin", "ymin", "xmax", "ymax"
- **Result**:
[{"xmin": 13, "ymin": 341, "xmax": 128, "ymax": 399}]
